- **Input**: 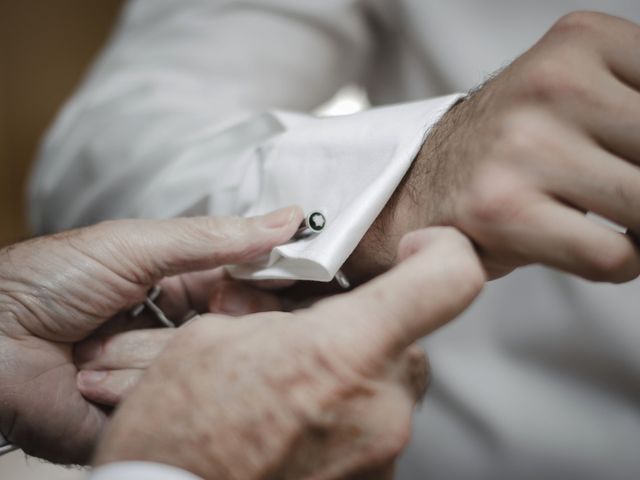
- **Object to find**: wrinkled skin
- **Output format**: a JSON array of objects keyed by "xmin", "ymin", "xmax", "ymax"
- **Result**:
[
  {"xmin": 0, "ymin": 207, "xmax": 302, "ymax": 464},
  {"xmin": 92, "ymin": 228, "xmax": 485, "ymax": 480},
  {"xmin": 81, "ymin": 14, "xmax": 640, "ymax": 456},
  {"xmin": 350, "ymin": 11, "xmax": 640, "ymax": 282}
]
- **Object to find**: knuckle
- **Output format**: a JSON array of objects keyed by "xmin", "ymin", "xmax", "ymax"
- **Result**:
[
  {"xmin": 520, "ymin": 59, "xmax": 588, "ymax": 104},
  {"xmin": 493, "ymin": 109, "xmax": 551, "ymax": 159},
  {"xmin": 463, "ymin": 110, "xmax": 561, "ymax": 229},
  {"xmin": 465, "ymin": 165, "xmax": 525, "ymax": 226},
  {"xmin": 550, "ymin": 11, "xmax": 606, "ymax": 36},
  {"xmin": 213, "ymin": 216, "xmax": 274, "ymax": 262},
  {"xmin": 189, "ymin": 216, "xmax": 264, "ymax": 263},
  {"xmin": 228, "ymin": 240, "xmax": 270, "ymax": 264},
  {"xmin": 196, "ymin": 215, "xmax": 235, "ymax": 245},
  {"xmin": 68, "ymin": 220, "xmax": 156, "ymax": 285}
]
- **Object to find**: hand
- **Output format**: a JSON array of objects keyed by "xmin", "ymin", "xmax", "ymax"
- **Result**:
[
  {"xmin": 92, "ymin": 227, "xmax": 485, "ymax": 480},
  {"xmin": 352, "ymin": 12, "xmax": 640, "ymax": 282},
  {"xmin": 0, "ymin": 206, "xmax": 302, "ymax": 464}
]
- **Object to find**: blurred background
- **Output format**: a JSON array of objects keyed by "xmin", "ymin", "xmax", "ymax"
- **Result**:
[
  {"xmin": 0, "ymin": 0, "xmax": 123, "ymax": 248},
  {"xmin": 1, "ymin": 1, "xmax": 122, "ymax": 477}
]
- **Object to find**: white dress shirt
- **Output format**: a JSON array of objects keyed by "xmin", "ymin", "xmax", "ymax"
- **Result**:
[{"xmin": 28, "ymin": 1, "xmax": 640, "ymax": 479}]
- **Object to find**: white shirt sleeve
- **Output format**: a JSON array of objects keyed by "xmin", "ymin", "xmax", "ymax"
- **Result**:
[
  {"xmin": 89, "ymin": 462, "xmax": 203, "ymax": 480},
  {"xmin": 226, "ymin": 96, "xmax": 460, "ymax": 281},
  {"xmin": 29, "ymin": 0, "xmax": 460, "ymax": 281}
]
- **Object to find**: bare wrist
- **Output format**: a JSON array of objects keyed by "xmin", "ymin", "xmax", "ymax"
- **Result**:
[{"xmin": 344, "ymin": 100, "xmax": 467, "ymax": 282}]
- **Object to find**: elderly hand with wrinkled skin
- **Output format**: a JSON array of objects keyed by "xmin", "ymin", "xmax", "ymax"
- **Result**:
[
  {"xmin": 84, "ymin": 227, "xmax": 485, "ymax": 480},
  {"xmin": 0, "ymin": 206, "xmax": 302, "ymax": 464}
]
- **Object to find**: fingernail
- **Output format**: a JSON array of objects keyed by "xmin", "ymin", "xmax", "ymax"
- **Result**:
[
  {"xmin": 74, "ymin": 339, "xmax": 103, "ymax": 363},
  {"xmin": 255, "ymin": 207, "xmax": 297, "ymax": 230},
  {"xmin": 218, "ymin": 287, "xmax": 254, "ymax": 316},
  {"xmin": 78, "ymin": 370, "xmax": 108, "ymax": 387}
]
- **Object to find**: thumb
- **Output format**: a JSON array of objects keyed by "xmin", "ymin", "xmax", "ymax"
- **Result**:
[
  {"xmin": 78, "ymin": 206, "xmax": 303, "ymax": 286},
  {"xmin": 313, "ymin": 227, "xmax": 485, "ymax": 358}
]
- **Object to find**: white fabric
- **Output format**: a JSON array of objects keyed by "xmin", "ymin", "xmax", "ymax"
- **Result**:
[
  {"xmin": 89, "ymin": 462, "xmax": 202, "ymax": 480},
  {"xmin": 227, "ymin": 96, "xmax": 459, "ymax": 280},
  {"xmin": 31, "ymin": 1, "xmax": 640, "ymax": 479}
]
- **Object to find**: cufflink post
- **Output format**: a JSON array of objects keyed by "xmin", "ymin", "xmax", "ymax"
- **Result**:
[
  {"xmin": 294, "ymin": 211, "xmax": 326, "ymax": 239},
  {"xmin": 131, "ymin": 285, "xmax": 176, "ymax": 328}
]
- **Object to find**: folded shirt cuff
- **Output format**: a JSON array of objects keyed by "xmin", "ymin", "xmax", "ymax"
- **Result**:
[{"xmin": 229, "ymin": 93, "xmax": 463, "ymax": 282}]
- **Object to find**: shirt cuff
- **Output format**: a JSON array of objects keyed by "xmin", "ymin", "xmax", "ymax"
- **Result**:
[
  {"xmin": 89, "ymin": 462, "xmax": 204, "ymax": 480},
  {"xmin": 228, "ymin": 93, "xmax": 463, "ymax": 282}
]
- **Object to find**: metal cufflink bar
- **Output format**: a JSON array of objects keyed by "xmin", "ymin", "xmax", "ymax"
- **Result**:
[
  {"xmin": 131, "ymin": 285, "xmax": 198, "ymax": 328},
  {"xmin": 293, "ymin": 211, "xmax": 327, "ymax": 239},
  {"xmin": 131, "ymin": 285, "xmax": 176, "ymax": 328},
  {"xmin": 293, "ymin": 211, "xmax": 350, "ymax": 289}
]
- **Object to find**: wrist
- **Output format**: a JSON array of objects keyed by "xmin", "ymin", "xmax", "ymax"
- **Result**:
[
  {"xmin": 410, "ymin": 96, "xmax": 469, "ymax": 228},
  {"xmin": 343, "ymin": 144, "xmax": 436, "ymax": 283},
  {"xmin": 344, "ymin": 98, "xmax": 470, "ymax": 283},
  {"xmin": 93, "ymin": 394, "xmax": 221, "ymax": 479},
  {"xmin": 344, "ymin": 183, "xmax": 424, "ymax": 283}
]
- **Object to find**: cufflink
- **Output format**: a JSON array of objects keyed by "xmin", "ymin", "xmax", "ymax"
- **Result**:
[
  {"xmin": 131, "ymin": 285, "xmax": 198, "ymax": 328},
  {"xmin": 294, "ymin": 211, "xmax": 327, "ymax": 239},
  {"xmin": 292, "ymin": 211, "xmax": 351, "ymax": 289}
]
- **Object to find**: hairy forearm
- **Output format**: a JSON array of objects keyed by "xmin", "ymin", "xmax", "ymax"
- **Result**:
[
  {"xmin": 344, "ymin": 99, "xmax": 467, "ymax": 283},
  {"xmin": 344, "ymin": 183, "xmax": 422, "ymax": 283}
]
